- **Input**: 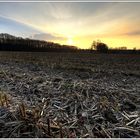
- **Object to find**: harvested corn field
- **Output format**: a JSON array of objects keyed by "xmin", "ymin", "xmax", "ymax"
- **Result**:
[{"xmin": 0, "ymin": 52, "xmax": 140, "ymax": 138}]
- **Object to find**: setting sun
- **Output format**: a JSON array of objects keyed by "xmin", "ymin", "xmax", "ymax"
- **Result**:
[{"xmin": 67, "ymin": 38, "xmax": 73, "ymax": 46}]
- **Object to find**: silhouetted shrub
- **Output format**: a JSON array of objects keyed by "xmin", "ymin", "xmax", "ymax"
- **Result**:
[{"xmin": 91, "ymin": 40, "xmax": 108, "ymax": 53}]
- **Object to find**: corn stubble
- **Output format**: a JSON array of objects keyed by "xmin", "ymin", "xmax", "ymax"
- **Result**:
[{"xmin": 0, "ymin": 52, "xmax": 140, "ymax": 138}]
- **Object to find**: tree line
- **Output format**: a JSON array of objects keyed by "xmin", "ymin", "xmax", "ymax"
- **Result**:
[
  {"xmin": 0, "ymin": 33, "xmax": 140, "ymax": 54},
  {"xmin": 0, "ymin": 33, "xmax": 78, "ymax": 52}
]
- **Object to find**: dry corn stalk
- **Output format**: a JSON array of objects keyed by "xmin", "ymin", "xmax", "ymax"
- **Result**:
[
  {"xmin": 19, "ymin": 102, "xmax": 26, "ymax": 118},
  {"xmin": 0, "ymin": 91, "xmax": 9, "ymax": 107},
  {"xmin": 33, "ymin": 107, "xmax": 41, "ymax": 120},
  {"xmin": 3, "ymin": 94, "xmax": 8, "ymax": 107}
]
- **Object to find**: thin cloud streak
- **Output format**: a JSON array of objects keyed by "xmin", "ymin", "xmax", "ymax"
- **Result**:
[{"xmin": 31, "ymin": 33, "xmax": 67, "ymax": 41}]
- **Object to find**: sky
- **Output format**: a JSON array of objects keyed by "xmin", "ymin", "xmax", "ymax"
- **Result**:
[{"xmin": 0, "ymin": 2, "xmax": 140, "ymax": 49}]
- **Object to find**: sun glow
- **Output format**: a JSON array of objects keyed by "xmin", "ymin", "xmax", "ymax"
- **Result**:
[{"xmin": 67, "ymin": 37, "xmax": 73, "ymax": 45}]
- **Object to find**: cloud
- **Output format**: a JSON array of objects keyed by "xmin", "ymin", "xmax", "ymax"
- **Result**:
[
  {"xmin": 0, "ymin": 16, "xmax": 40, "ymax": 37},
  {"xmin": 125, "ymin": 30, "xmax": 140, "ymax": 36},
  {"xmin": 0, "ymin": 16, "xmax": 66, "ymax": 41},
  {"xmin": 31, "ymin": 33, "xmax": 66, "ymax": 41}
]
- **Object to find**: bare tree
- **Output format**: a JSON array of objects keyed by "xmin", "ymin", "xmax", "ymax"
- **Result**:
[{"xmin": 91, "ymin": 40, "xmax": 108, "ymax": 53}]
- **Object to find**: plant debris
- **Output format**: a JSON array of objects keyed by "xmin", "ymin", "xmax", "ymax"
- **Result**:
[{"xmin": 0, "ymin": 52, "xmax": 140, "ymax": 138}]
